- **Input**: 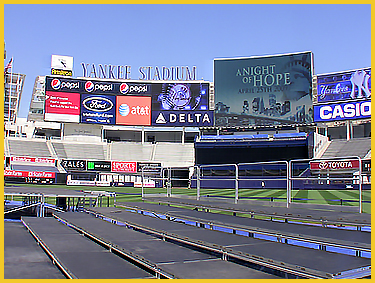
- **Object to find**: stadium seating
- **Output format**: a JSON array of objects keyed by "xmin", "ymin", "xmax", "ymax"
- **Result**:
[
  {"xmin": 321, "ymin": 137, "xmax": 371, "ymax": 159},
  {"xmin": 110, "ymin": 141, "xmax": 153, "ymax": 161},
  {"xmin": 51, "ymin": 140, "xmax": 107, "ymax": 160},
  {"xmin": 153, "ymin": 142, "xmax": 194, "ymax": 167},
  {"xmin": 7, "ymin": 137, "xmax": 52, "ymax": 157}
]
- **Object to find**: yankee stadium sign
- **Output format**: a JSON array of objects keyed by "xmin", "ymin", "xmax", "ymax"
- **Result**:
[{"xmin": 81, "ymin": 62, "xmax": 197, "ymax": 81}]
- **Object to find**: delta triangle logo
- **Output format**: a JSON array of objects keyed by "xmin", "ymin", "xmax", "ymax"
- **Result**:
[{"xmin": 156, "ymin": 113, "xmax": 167, "ymax": 124}]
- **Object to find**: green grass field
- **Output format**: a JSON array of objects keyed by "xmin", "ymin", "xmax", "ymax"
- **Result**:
[{"xmin": 5, "ymin": 183, "xmax": 371, "ymax": 214}]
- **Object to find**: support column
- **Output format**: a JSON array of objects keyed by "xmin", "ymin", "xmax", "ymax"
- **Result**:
[
  {"xmin": 141, "ymin": 126, "xmax": 145, "ymax": 144},
  {"xmin": 346, "ymin": 120, "xmax": 351, "ymax": 141},
  {"xmin": 182, "ymin": 127, "xmax": 185, "ymax": 145},
  {"xmin": 61, "ymin": 123, "xmax": 64, "ymax": 140}
]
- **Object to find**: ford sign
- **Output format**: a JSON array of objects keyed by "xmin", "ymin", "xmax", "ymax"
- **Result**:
[{"xmin": 83, "ymin": 96, "xmax": 114, "ymax": 112}]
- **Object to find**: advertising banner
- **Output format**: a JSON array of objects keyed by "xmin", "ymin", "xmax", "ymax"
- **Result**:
[
  {"xmin": 46, "ymin": 77, "xmax": 82, "ymax": 93},
  {"xmin": 214, "ymin": 52, "xmax": 313, "ymax": 126},
  {"xmin": 111, "ymin": 161, "xmax": 137, "ymax": 173},
  {"xmin": 51, "ymin": 55, "xmax": 74, "ymax": 77},
  {"xmin": 60, "ymin": 159, "xmax": 87, "ymax": 171},
  {"xmin": 137, "ymin": 162, "xmax": 162, "ymax": 173},
  {"xmin": 317, "ymin": 68, "xmax": 371, "ymax": 103},
  {"xmin": 81, "ymin": 94, "xmax": 116, "ymax": 125},
  {"xmin": 11, "ymin": 156, "xmax": 56, "ymax": 165},
  {"xmin": 313, "ymin": 100, "xmax": 371, "ymax": 122},
  {"xmin": 310, "ymin": 159, "xmax": 360, "ymax": 171},
  {"xmin": 87, "ymin": 160, "xmax": 112, "ymax": 171},
  {"xmin": 117, "ymin": 82, "xmax": 152, "ymax": 95},
  {"xmin": 51, "ymin": 55, "xmax": 73, "ymax": 71},
  {"xmin": 4, "ymin": 170, "xmax": 56, "ymax": 178},
  {"xmin": 152, "ymin": 110, "xmax": 214, "ymax": 127},
  {"xmin": 116, "ymin": 96, "xmax": 151, "ymax": 126},
  {"xmin": 45, "ymin": 91, "xmax": 80, "ymax": 123},
  {"xmin": 44, "ymin": 76, "xmax": 212, "ymax": 127}
]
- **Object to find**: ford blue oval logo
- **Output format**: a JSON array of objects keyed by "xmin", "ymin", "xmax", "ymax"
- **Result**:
[{"xmin": 83, "ymin": 97, "xmax": 113, "ymax": 112}]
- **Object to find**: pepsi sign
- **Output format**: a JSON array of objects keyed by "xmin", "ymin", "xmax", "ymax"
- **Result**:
[
  {"xmin": 84, "ymin": 81, "xmax": 114, "ymax": 93},
  {"xmin": 49, "ymin": 78, "xmax": 80, "ymax": 91},
  {"xmin": 81, "ymin": 94, "xmax": 116, "ymax": 125},
  {"xmin": 119, "ymin": 83, "xmax": 151, "ymax": 95}
]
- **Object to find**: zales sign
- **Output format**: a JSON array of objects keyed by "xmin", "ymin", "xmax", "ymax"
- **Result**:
[{"xmin": 310, "ymin": 159, "xmax": 360, "ymax": 171}]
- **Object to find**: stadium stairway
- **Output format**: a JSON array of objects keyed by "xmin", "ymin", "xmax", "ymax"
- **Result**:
[{"xmin": 321, "ymin": 137, "xmax": 371, "ymax": 159}]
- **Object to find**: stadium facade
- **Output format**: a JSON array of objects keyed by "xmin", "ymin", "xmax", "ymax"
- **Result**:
[{"xmin": 4, "ymin": 52, "xmax": 371, "ymax": 188}]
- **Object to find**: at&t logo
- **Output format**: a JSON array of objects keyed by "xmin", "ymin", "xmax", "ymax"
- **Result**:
[
  {"xmin": 118, "ymin": 104, "xmax": 150, "ymax": 117},
  {"xmin": 119, "ymin": 104, "xmax": 130, "ymax": 116}
]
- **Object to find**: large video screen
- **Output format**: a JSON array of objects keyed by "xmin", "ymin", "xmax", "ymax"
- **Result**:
[
  {"xmin": 44, "ymin": 76, "xmax": 213, "ymax": 127},
  {"xmin": 214, "ymin": 52, "xmax": 314, "ymax": 127},
  {"xmin": 150, "ymin": 82, "xmax": 212, "ymax": 126}
]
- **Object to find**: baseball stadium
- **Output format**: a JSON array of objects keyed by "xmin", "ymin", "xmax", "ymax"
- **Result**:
[{"xmin": 4, "ymin": 51, "xmax": 371, "ymax": 279}]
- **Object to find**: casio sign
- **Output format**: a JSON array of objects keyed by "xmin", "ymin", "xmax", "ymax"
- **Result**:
[{"xmin": 83, "ymin": 97, "xmax": 114, "ymax": 112}]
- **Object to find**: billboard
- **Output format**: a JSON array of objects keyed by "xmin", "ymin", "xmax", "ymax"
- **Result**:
[
  {"xmin": 150, "ymin": 82, "xmax": 213, "ymax": 126},
  {"xmin": 316, "ymin": 68, "xmax": 371, "ymax": 103},
  {"xmin": 4, "ymin": 170, "xmax": 56, "ymax": 178},
  {"xmin": 152, "ymin": 110, "xmax": 214, "ymax": 127},
  {"xmin": 11, "ymin": 156, "xmax": 56, "ymax": 165},
  {"xmin": 87, "ymin": 160, "xmax": 112, "ymax": 171},
  {"xmin": 310, "ymin": 159, "xmax": 360, "ymax": 172},
  {"xmin": 111, "ymin": 161, "xmax": 137, "ymax": 173},
  {"xmin": 60, "ymin": 159, "xmax": 87, "ymax": 171},
  {"xmin": 44, "ymin": 76, "xmax": 212, "ymax": 127},
  {"xmin": 51, "ymin": 55, "xmax": 73, "ymax": 77},
  {"xmin": 81, "ymin": 94, "xmax": 116, "ymax": 125},
  {"xmin": 116, "ymin": 96, "xmax": 151, "ymax": 126},
  {"xmin": 314, "ymin": 100, "xmax": 371, "ymax": 122},
  {"xmin": 214, "ymin": 52, "xmax": 314, "ymax": 126},
  {"xmin": 44, "ymin": 91, "xmax": 80, "ymax": 123}
]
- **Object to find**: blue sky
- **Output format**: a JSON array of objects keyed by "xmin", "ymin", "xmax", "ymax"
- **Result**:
[{"xmin": 4, "ymin": 4, "xmax": 371, "ymax": 118}]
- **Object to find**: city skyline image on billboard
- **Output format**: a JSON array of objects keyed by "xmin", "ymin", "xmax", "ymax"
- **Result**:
[{"xmin": 214, "ymin": 52, "xmax": 314, "ymax": 127}]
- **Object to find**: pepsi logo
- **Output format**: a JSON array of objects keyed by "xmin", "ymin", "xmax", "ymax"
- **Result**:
[
  {"xmin": 51, "ymin": 79, "xmax": 61, "ymax": 90},
  {"xmin": 84, "ymin": 81, "xmax": 113, "ymax": 92},
  {"xmin": 120, "ymin": 83, "xmax": 129, "ymax": 94},
  {"xmin": 85, "ymin": 81, "xmax": 95, "ymax": 92}
]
